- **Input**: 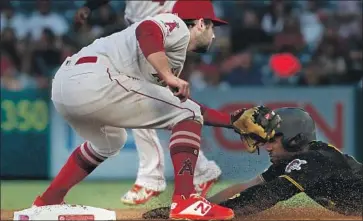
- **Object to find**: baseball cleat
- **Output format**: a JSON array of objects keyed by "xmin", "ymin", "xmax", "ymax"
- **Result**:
[
  {"xmin": 195, "ymin": 178, "xmax": 218, "ymax": 197},
  {"xmin": 32, "ymin": 196, "xmax": 65, "ymax": 207},
  {"xmin": 120, "ymin": 184, "xmax": 161, "ymax": 205},
  {"xmin": 169, "ymin": 194, "xmax": 234, "ymax": 220}
]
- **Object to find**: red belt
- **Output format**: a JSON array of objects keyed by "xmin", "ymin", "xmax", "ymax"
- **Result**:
[{"xmin": 75, "ymin": 56, "xmax": 98, "ymax": 65}]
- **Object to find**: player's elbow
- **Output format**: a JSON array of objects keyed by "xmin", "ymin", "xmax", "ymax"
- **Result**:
[
  {"xmin": 136, "ymin": 20, "xmax": 165, "ymax": 58},
  {"xmin": 274, "ymin": 178, "xmax": 301, "ymax": 201}
]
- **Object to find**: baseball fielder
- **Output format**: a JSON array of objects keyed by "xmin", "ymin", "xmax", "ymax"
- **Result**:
[
  {"xmin": 143, "ymin": 108, "xmax": 363, "ymax": 219},
  {"xmin": 33, "ymin": 1, "xmax": 279, "ymax": 220},
  {"xmin": 75, "ymin": 0, "xmax": 222, "ymax": 205}
]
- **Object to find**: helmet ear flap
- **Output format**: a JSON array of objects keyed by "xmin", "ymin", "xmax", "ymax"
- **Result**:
[{"xmin": 283, "ymin": 133, "xmax": 309, "ymax": 152}]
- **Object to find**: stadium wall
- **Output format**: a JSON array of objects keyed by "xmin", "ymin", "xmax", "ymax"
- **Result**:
[
  {"xmin": 49, "ymin": 87, "xmax": 359, "ymax": 180},
  {"xmin": 1, "ymin": 86, "xmax": 360, "ymax": 179}
]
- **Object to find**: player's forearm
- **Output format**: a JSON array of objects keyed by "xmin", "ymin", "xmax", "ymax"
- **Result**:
[
  {"xmin": 203, "ymin": 107, "xmax": 232, "ymax": 128},
  {"xmin": 208, "ymin": 176, "xmax": 264, "ymax": 204},
  {"xmin": 194, "ymin": 102, "xmax": 232, "ymax": 128},
  {"xmin": 208, "ymin": 183, "xmax": 254, "ymax": 204},
  {"xmin": 147, "ymin": 52, "xmax": 175, "ymax": 82},
  {"xmin": 84, "ymin": 0, "xmax": 110, "ymax": 11},
  {"xmin": 219, "ymin": 178, "xmax": 298, "ymax": 216}
]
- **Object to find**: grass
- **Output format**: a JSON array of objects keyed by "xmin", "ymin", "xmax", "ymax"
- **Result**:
[{"xmin": 1, "ymin": 180, "xmax": 321, "ymax": 210}]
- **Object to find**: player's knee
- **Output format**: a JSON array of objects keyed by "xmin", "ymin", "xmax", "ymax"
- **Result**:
[
  {"xmin": 90, "ymin": 127, "xmax": 128, "ymax": 157},
  {"xmin": 193, "ymin": 109, "xmax": 203, "ymax": 124},
  {"xmin": 178, "ymin": 102, "xmax": 203, "ymax": 125},
  {"xmin": 108, "ymin": 128, "xmax": 128, "ymax": 156},
  {"xmin": 117, "ymin": 128, "xmax": 128, "ymax": 148}
]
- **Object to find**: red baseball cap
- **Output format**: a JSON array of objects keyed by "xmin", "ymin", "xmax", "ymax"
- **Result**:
[{"xmin": 172, "ymin": 0, "xmax": 228, "ymax": 26}]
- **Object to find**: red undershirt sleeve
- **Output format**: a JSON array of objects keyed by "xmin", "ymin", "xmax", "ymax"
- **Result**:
[
  {"xmin": 191, "ymin": 99, "xmax": 232, "ymax": 128},
  {"xmin": 136, "ymin": 20, "xmax": 165, "ymax": 58}
]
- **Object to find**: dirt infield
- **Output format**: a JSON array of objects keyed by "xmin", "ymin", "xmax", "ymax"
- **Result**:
[{"xmin": 2, "ymin": 207, "xmax": 362, "ymax": 220}]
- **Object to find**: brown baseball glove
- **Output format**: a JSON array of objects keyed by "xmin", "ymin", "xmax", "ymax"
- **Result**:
[{"xmin": 231, "ymin": 106, "xmax": 281, "ymax": 153}]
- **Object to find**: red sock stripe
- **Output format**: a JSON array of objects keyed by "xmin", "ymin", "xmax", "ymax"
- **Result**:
[
  {"xmin": 169, "ymin": 132, "xmax": 201, "ymax": 149},
  {"xmin": 170, "ymin": 131, "xmax": 200, "ymax": 148},
  {"xmin": 73, "ymin": 148, "xmax": 97, "ymax": 173},
  {"xmin": 80, "ymin": 142, "xmax": 104, "ymax": 166},
  {"xmin": 84, "ymin": 142, "xmax": 107, "ymax": 161},
  {"xmin": 170, "ymin": 131, "xmax": 201, "ymax": 142},
  {"xmin": 170, "ymin": 120, "xmax": 202, "ymax": 149}
]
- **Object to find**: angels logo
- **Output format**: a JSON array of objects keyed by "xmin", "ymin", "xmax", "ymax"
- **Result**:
[
  {"xmin": 163, "ymin": 21, "xmax": 179, "ymax": 33},
  {"xmin": 178, "ymin": 159, "xmax": 194, "ymax": 176},
  {"xmin": 285, "ymin": 159, "xmax": 307, "ymax": 173}
]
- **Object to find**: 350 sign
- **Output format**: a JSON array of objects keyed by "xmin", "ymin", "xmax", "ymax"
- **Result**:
[
  {"xmin": 1, "ymin": 99, "xmax": 48, "ymax": 132},
  {"xmin": 214, "ymin": 102, "xmax": 343, "ymax": 151}
]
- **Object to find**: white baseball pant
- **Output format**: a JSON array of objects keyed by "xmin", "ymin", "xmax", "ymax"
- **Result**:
[{"xmin": 52, "ymin": 55, "xmax": 221, "ymax": 192}]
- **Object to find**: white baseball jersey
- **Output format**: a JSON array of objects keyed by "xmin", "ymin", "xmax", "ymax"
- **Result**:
[
  {"xmin": 76, "ymin": 13, "xmax": 190, "ymax": 86},
  {"xmin": 124, "ymin": 0, "xmax": 176, "ymax": 23}
]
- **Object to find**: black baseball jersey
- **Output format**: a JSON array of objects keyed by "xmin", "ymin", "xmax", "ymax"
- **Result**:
[{"xmin": 220, "ymin": 141, "xmax": 362, "ymax": 216}]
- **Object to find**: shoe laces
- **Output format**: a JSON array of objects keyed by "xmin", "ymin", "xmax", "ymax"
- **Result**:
[
  {"xmin": 131, "ymin": 184, "xmax": 142, "ymax": 192},
  {"xmin": 190, "ymin": 193, "xmax": 211, "ymax": 205},
  {"xmin": 196, "ymin": 182, "xmax": 207, "ymax": 190}
]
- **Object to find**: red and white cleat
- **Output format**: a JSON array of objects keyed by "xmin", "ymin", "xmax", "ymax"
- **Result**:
[
  {"xmin": 194, "ymin": 178, "xmax": 218, "ymax": 197},
  {"xmin": 120, "ymin": 184, "xmax": 161, "ymax": 205},
  {"xmin": 169, "ymin": 194, "xmax": 234, "ymax": 220}
]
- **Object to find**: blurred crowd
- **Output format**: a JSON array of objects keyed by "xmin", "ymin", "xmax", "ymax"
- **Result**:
[{"xmin": 1, "ymin": 0, "xmax": 362, "ymax": 91}]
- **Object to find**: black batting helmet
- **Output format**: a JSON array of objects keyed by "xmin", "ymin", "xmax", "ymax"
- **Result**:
[{"xmin": 273, "ymin": 107, "xmax": 316, "ymax": 152}]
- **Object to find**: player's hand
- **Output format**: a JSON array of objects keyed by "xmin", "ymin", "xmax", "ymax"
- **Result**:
[
  {"xmin": 74, "ymin": 6, "xmax": 91, "ymax": 25},
  {"xmin": 231, "ymin": 106, "xmax": 281, "ymax": 153},
  {"xmin": 164, "ymin": 75, "xmax": 190, "ymax": 102}
]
